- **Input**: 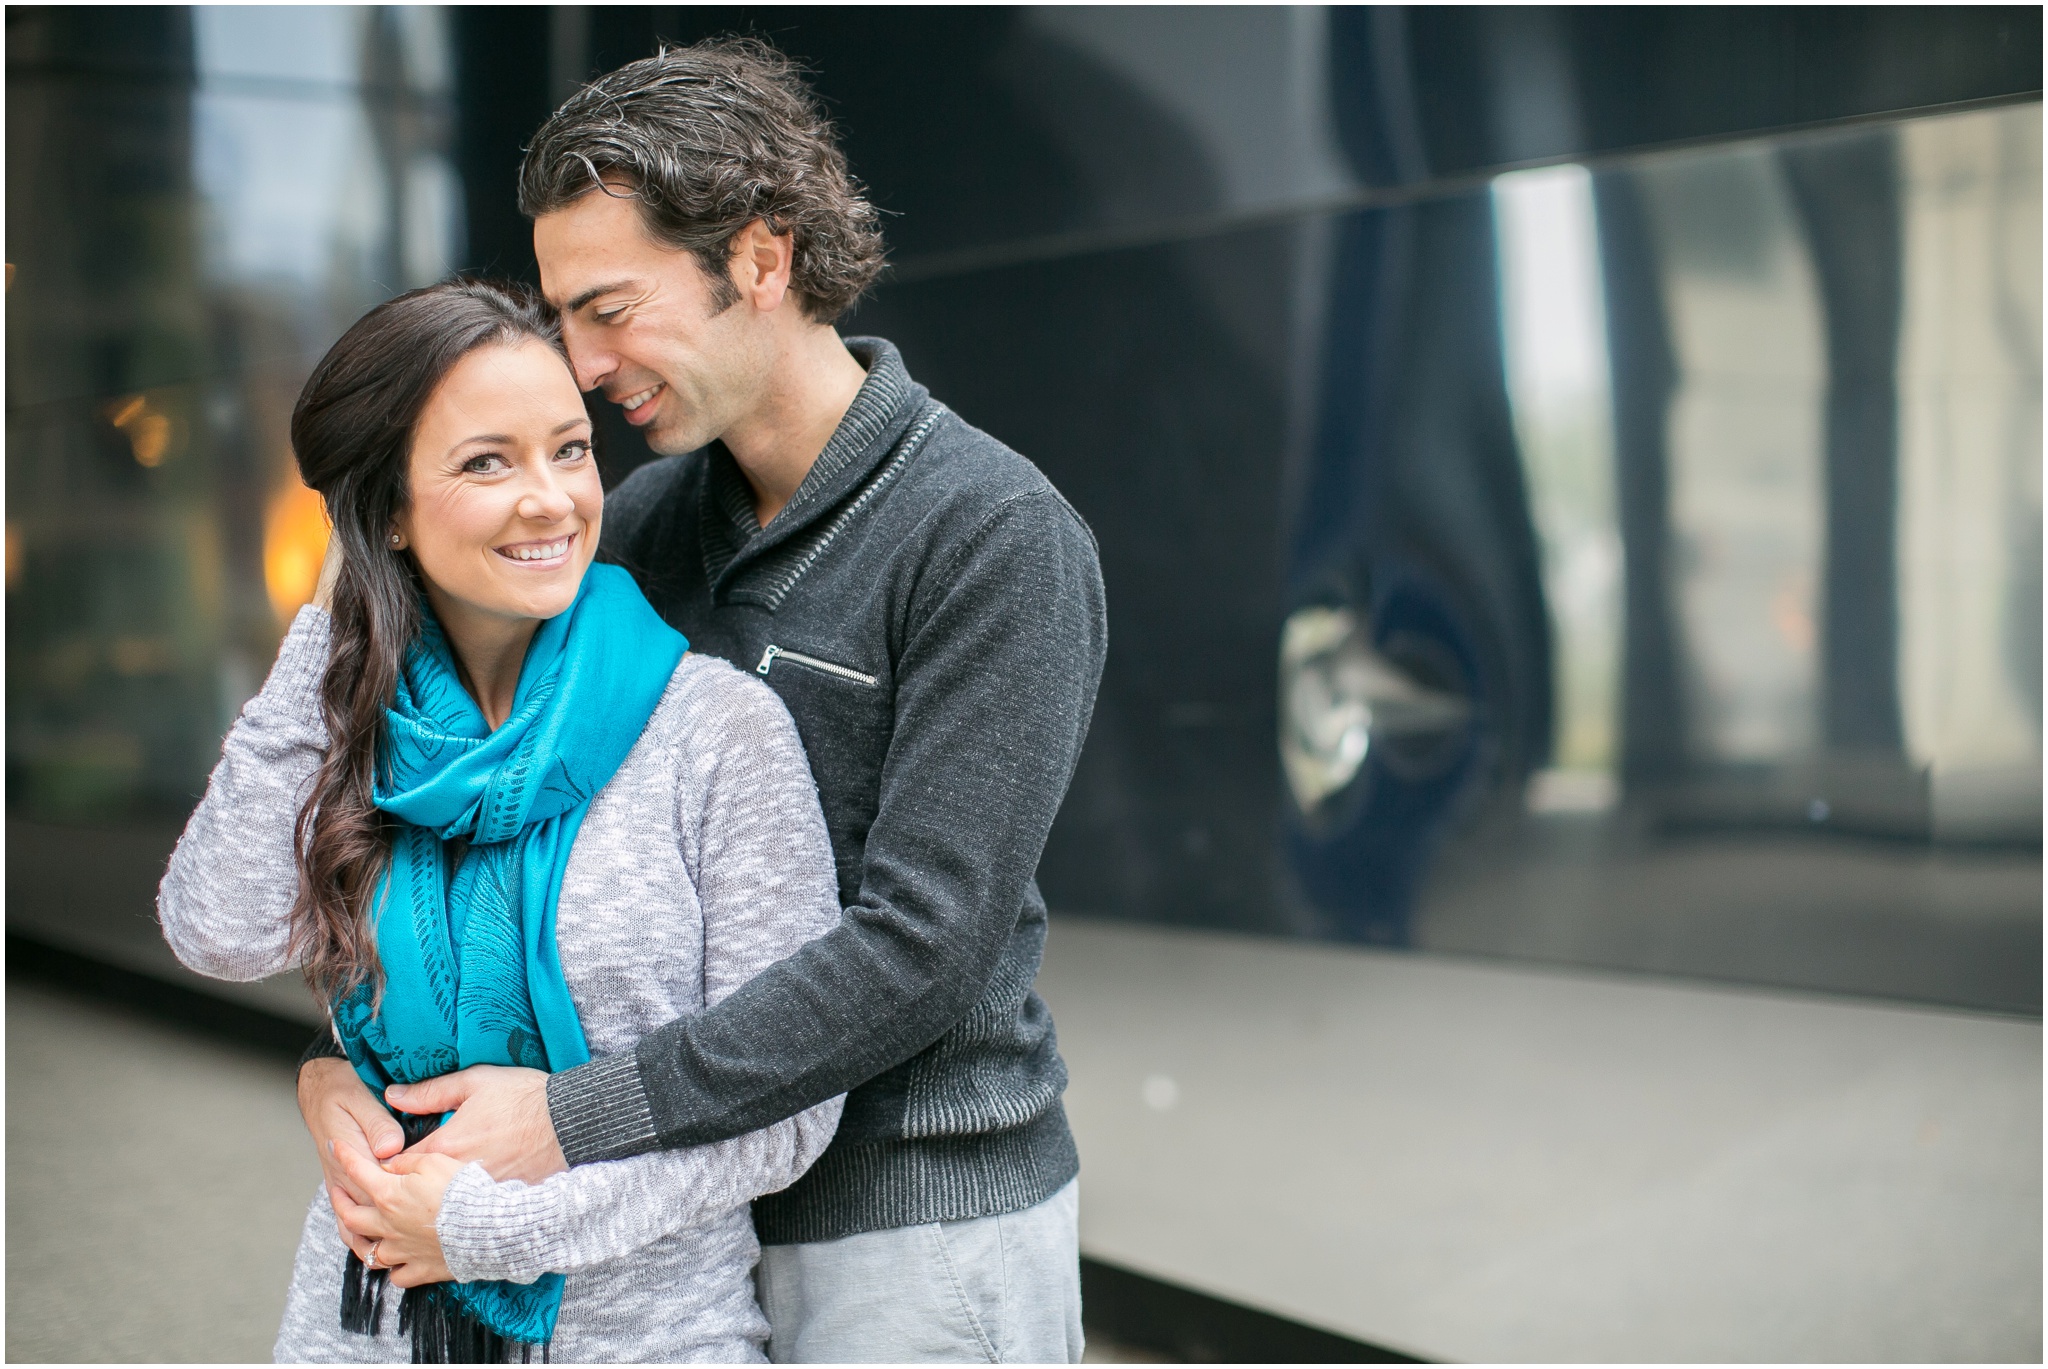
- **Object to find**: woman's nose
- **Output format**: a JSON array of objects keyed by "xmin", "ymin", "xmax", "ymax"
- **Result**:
[{"xmin": 517, "ymin": 467, "xmax": 578, "ymax": 522}]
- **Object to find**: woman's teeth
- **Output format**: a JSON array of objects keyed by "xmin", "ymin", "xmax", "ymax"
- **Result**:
[
  {"xmin": 503, "ymin": 538, "xmax": 570, "ymax": 561},
  {"xmin": 622, "ymin": 383, "xmax": 662, "ymax": 410}
]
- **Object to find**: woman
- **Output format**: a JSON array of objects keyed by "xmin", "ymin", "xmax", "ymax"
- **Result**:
[{"xmin": 158, "ymin": 280, "xmax": 843, "ymax": 1362}]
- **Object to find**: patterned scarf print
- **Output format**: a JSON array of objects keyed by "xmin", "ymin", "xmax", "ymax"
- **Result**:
[{"xmin": 332, "ymin": 563, "xmax": 687, "ymax": 1348}]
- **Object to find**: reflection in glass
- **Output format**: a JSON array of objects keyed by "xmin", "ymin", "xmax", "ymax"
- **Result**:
[
  {"xmin": 1639, "ymin": 143, "xmax": 1827, "ymax": 767},
  {"xmin": 1493, "ymin": 164, "xmax": 1621, "ymax": 809},
  {"xmin": 1405, "ymin": 107, "xmax": 2038, "ymax": 1009},
  {"xmin": 6, "ymin": 6, "xmax": 460, "ymax": 824},
  {"xmin": 1279, "ymin": 605, "xmax": 1472, "ymax": 815},
  {"xmin": 1895, "ymin": 105, "xmax": 2043, "ymax": 842},
  {"xmin": 4, "ymin": 9, "xmax": 2037, "ymax": 1015}
]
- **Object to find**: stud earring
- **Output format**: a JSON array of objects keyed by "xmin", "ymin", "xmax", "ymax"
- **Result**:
[{"xmin": 390, "ymin": 533, "xmax": 402, "ymax": 548}]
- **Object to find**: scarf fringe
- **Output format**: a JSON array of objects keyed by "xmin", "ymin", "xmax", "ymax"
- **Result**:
[
  {"xmin": 339, "ymin": 1260, "xmax": 548, "ymax": 1363},
  {"xmin": 399, "ymin": 1284, "xmax": 548, "ymax": 1364},
  {"xmin": 337, "ymin": 1115, "xmax": 549, "ymax": 1363},
  {"xmin": 340, "ymin": 1250, "xmax": 388, "ymax": 1335}
]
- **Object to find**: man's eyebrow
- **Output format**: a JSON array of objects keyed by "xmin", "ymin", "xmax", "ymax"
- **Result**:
[{"xmin": 561, "ymin": 280, "xmax": 637, "ymax": 314}]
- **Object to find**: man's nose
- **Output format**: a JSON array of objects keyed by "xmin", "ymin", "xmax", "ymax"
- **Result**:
[{"xmin": 562, "ymin": 323, "xmax": 612, "ymax": 394}]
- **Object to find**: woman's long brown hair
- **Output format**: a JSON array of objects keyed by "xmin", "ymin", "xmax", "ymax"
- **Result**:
[{"xmin": 287, "ymin": 279, "xmax": 566, "ymax": 1005}]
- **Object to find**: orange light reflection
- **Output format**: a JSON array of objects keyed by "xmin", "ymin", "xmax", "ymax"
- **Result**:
[
  {"xmin": 105, "ymin": 394, "xmax": 173, "ymax": 467},
  {"xmin": 264, "ymin": 475, "xmax": 330, "ymax": 627}
]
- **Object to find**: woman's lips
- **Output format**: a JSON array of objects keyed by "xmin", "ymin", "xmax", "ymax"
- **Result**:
[
  {"xmin": 618, "ymin": 382, "xmax": 665, "ymax": 424},
  {"xmin": 493, "ymin": 532, "xmax": 576, "ymax": 568}
]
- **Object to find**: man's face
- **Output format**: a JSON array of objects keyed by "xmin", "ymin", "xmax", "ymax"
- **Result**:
[{"xmin": 535, "ymin": 187, "xmax": 772, "ymax": 457}]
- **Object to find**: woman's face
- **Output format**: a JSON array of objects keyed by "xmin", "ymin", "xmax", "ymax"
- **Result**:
[{"xmin": 395, "ymin": 338, "xmax": 602, "ymax": 635}]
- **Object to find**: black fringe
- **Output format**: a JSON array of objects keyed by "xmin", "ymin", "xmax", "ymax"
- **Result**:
[
  {"xmin": 340, "ymin": 1249, "xmax": 388, "ymax": 1335},
  {"xmin": 341, "ymin": 1255, "xmax": 549, "ymax": 1362},
  {"xmin": 399, "ymin": 1284, "xmax": 547, "ymax": 1363},
  {"xmin": 336, "ymin": 1112, "xmax": 549, "ymax": 1362}
]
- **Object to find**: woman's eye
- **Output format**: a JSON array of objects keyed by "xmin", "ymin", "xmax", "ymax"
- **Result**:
[
  {"xmin": 461, "ymin": 453, "xmax": 508, "ymax": 475},
  {"xmin": 555, "ymin": 440, "xmax": 592, "ymax": 463}
]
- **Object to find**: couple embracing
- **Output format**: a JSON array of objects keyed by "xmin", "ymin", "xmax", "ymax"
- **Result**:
[{"xmin": 159, "ymin": 38, "xmax": 1104, "ymax": 1365}]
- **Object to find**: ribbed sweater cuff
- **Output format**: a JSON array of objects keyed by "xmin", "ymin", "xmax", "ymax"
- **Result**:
[
  {"xmin": 547, "ymin": 1052, "xmax": 658, "ymax": 1165},
  {"xmin": 296, "ymin": 1022, "xmax": 345, "ymax": 1073},
  {"xmin": 437, "ymin": 1162, "xmax": 560, "ymax": 1285},
  {"xmin": 257, "ymin": 606, "xmax": 331, "ymax": 712}
]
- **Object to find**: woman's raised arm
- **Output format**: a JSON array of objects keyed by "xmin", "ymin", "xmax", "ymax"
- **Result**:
[{"xmin": 157, "ymin": 606, "xmax": 332, "ymax": 980}]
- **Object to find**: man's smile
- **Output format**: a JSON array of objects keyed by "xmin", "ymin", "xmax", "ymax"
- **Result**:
[{"xmin": 617, "ymin": 382, "xmax": 665, "ymax": 422}]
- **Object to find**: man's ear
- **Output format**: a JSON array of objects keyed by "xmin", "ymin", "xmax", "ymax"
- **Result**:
[{"xmin": 731, "ymin": 217, "xmax": 795, "ymax": 312}]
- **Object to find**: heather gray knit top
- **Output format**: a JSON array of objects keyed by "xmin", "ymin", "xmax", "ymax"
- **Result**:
[{"xmin": 158, "ymin": 608, "xmax": 844, "ymax": 1363}]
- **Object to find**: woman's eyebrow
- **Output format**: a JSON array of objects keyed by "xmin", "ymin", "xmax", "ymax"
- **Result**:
[{"xmin": 446, "ymin": 417, "xmax": 587, "ymax": 454}]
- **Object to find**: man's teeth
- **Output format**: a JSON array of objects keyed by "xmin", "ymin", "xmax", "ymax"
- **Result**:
[
  {"xmin": 622, "ymin": 384, "xmax": 661, "ymax": 409},
  {"xmin": 505, "ymin": 539, "xmax": 570, "ymax": 561}
]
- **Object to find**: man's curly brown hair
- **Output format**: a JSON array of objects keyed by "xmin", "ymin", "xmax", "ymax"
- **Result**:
[{"xmin": 519, "ymin": 37, "xmax": 886, "ymax": 322}]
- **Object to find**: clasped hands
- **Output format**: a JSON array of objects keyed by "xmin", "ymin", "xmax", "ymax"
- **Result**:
[{"xmin": 300, "ymin": 1058, "xmax": 569, "ymax": 1289}]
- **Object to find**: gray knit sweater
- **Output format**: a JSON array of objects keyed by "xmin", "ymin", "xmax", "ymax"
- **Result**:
[{"xmin": 158, "ymin": 609, "xmax": 844, "ymax": 1362}]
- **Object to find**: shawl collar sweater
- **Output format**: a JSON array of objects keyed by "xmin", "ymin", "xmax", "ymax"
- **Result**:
[{"xmin": 551, "ymin": 337, "xmax": 1108, "ymax": 1243}]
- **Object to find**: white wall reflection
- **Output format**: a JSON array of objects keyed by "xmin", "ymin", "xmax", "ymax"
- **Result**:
[
  {"xmin": 1492, "ymin": 163, "xmax": 1622, "ymax": 807},
  {"xmin": 1896, "ymin": 103, "xmax": 2043, "ymax": 840},
  {"xmin": 1638, "ymin": 146, "xmax": 1827, "ymax": 766}
]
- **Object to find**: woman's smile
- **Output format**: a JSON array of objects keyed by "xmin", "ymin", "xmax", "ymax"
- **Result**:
[{"xmin": 494, "ymin": 531, "xmax": 577, "ymax": 566}]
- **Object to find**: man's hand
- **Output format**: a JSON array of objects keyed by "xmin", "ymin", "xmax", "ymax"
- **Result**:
[
  {"xmin": 386, "ymin": 1064, "xmax": 568, "ymax": 1184},
  {"xmin": 300, "ymin": 1055, "xmax": 405, "ymax": 1238},
  {"xmin": 332, "ymin": 1145, "xmax": 461, "ymax": 1289}
]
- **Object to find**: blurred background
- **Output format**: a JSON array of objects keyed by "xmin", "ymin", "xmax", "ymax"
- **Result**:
[{"xmin": 6, "ymin": 5, "xmax": 2041, "ymax": 1362}]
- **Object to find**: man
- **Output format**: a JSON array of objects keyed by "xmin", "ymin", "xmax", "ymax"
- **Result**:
[{"xmin": 296, "ymin": 37, "xmax": 1106, "ymax": 1362}]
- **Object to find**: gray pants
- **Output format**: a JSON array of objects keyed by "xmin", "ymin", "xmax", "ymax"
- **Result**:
[{"xmin": 755, "ymin": 1179, "xmax": 1083, "ymax": 1363}]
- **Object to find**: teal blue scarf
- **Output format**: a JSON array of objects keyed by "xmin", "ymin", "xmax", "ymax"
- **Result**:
[{"xmin": 332, "ymin": 562, "xmax": 686, "ymax": 1351}]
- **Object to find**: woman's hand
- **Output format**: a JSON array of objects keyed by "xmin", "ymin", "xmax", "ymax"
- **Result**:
[
  {"xmin": 312, "ymin": 534, "xmax": 343, "ymax": 611},
  {"xmin": 299, "ymin": 1057, "xmax": 406, "ymax": 1263},
  {"xmin": 331, "ymin": 1143, "xmax": 464, "ymax": 1289}
]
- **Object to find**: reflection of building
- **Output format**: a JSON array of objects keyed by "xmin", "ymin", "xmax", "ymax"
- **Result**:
[
  {"xmin": 8, "ymin": 7, "xmax": 458, "ymax": 832},
  {"xmin": 1398, "ymin": 106, "xmax": 2045, "ymax": 1012},
  {"xmin": 6, "ymin": 7, "xmax": 2041, "ymax": 1362}
]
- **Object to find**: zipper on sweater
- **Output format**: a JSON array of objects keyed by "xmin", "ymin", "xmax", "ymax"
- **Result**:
[{"xmin": 756, "ymin": 645, "xmax": 878, "ymax": 687}]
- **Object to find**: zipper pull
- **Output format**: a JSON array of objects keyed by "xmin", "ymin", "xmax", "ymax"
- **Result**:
[{"xmin": 755, "ymin": 645, "xmax": 781, "ymax": 676}]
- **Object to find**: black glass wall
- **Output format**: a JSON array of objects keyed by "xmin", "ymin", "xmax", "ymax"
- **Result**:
[{"xmin": 8, "ymin": 6, "xmax": 2041, "ymax": 1015}]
